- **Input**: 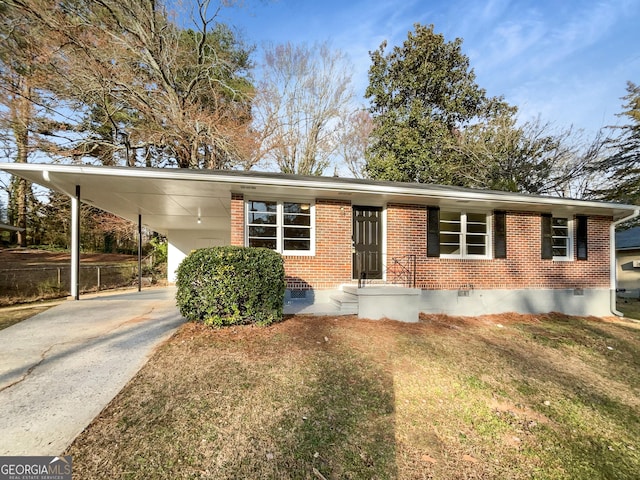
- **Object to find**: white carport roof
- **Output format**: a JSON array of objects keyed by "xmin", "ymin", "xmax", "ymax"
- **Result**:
[{"xmin": 1, "ymin": 163, "xmax": 638, "ymax": 236}]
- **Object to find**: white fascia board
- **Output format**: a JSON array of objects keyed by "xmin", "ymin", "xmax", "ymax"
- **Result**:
[{"xmin": 1, "ymin": 162, "xmax": 637, "ymax": 219}]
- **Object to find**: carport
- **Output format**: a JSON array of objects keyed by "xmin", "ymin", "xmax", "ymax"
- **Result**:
[{"xmin": 0, "ymin": 164, "xmax": 238, "ymax": 298}]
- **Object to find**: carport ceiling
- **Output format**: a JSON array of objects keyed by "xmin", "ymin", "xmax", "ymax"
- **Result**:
[{"xmin": 59, "ymin": 172, "xmax": 234, "ymax": 235}]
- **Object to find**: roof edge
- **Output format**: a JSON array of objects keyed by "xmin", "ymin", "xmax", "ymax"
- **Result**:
[{"xmin": 1, "ymin": 162, "xmax": 638, "ymax": 217}]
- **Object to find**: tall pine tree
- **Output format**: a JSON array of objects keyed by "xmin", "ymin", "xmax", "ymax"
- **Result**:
[{"xmin": 595, "ymin": 82, "xmax": 640, "ymax": 203}]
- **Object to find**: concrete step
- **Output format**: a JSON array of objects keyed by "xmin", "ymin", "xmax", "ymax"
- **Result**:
[{"xmin": 329, "ymin": 291, "xmax": 359, "ymax": 315}]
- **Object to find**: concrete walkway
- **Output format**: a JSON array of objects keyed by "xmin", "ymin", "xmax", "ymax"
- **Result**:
[{"xmin": 0, "ymin": 287, "xmax": 184, "ymax": 455}]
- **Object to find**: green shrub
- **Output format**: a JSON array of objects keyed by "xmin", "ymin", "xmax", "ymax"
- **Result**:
[
  {"xmin": 175, "ymin": 246, "xmax": 285, "ymax": 327},
  {"xmin": 149, "ymin": 237, "xmax": 167, "ymax": 266}
]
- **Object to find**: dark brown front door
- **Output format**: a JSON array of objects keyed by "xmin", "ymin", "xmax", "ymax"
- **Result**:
[{"xmin": 353, "ymin": 206, "xmax": 382, "ymax": 280}]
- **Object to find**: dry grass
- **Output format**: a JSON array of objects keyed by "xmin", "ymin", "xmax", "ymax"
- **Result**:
[
  {"xmin": 618, "ymin": 297, "xmax": 640, "ymax": 320},
  {"xmin": 66, "ymin": 312, "xmax": 640, "ymax": 479},
  {"xmin": 0, "ymin": 303, "xmax": 58, "ymax": 330},
  {"xmin": 0, "ymin": 248, "xmax": 141, "ymax": 306},
  {"xmin": 0, "ymin": 248, "xmax": 137, "ymax": 267}
]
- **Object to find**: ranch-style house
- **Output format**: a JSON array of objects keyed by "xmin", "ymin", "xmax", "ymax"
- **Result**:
[{"xmin": 1, "ymin": 163, "xmax": 638, "ymax": 320}]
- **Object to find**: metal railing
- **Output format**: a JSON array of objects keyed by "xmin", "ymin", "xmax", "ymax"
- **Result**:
[
  {"xmin": 386, "ymin": 254, "xmax": 417, "ymax": 288},
  {"xmin": 354, "ymin": 252, "xmax": 417, "ymax": 288}
]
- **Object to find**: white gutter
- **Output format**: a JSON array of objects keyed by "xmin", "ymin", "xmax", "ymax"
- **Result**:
[{"xmin": 611, "ymin": 208, "xmax": 640, "ymax": 316}]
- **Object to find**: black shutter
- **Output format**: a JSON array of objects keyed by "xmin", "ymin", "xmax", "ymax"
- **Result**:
[
  {"xmin": 427, "ymin": 206, "xmax": 440, "ymax": 257},
  {"xmin": 576, "ymin": 215, "xmax": 588, "ymax": 260},
  {"xmin": 494, "ymin": 210, "xmax": 507, "ymax": 259},
  {"xmin": 541, "ymin": 213, "xmax": 553, "ymax": 259}
]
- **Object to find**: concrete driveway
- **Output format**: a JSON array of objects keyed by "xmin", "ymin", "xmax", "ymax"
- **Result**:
[{"xmin": 0, "ymin": 287, "xmax": 184, "ymax": 455}]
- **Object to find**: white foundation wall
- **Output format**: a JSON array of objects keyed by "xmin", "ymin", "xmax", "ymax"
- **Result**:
[
  {"xmin": 167, "ymin": 230, "xmax": 226, "ymax": 283},
  {"xmin": 418, "ymin": 288, "xmax": 612, "ymax": 317}
]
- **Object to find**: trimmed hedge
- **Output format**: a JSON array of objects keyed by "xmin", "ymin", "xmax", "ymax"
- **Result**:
[{"xmin": 176, "ymin": 246, "xmax": 285, "ymax": 327}]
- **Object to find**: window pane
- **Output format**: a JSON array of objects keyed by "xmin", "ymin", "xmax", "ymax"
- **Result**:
[
  {"xmin": 284, "ymin": 202, "xmax": 311, "ymax": 214},
  {"xmin": 553, "ymin": 217, "xmax": 568, "ymax": 227},
  {"xmin": 467, "ymin": 222, "xmax": 487, "ymax": 234},
  {"xmin": 249, "ymin": 238, "xmax": 277, "ymax": 249},
  {"xmin": 284, "ymin": 227, "xmax": 310, "ymax": 239},
  {"xmin": 466, "ymin": 234, "xmax": 486, "ymax": 246},
  {"xmin": 467, "ymin": 245, "xmax": 486, "ymax": 255},
  {"xmin": 284, "ymin": 239, "xmax": 310, "ymax": 251},
  {"xmin": 441, "ymin": 244, "xmax": 460, "ymax": 255},
  {"xmin": 553, "ymin": 247, "xmax": 568, "ymax": 257},
  {"xmin": 440, "ymin": 212, "xmax": 461, "ymax": 234},
  {"xmin": 440, "ymin": 233, "xmax": 460, "ymax": 245},
  {"xmin": 467, "ymin": 212, "xmax": 486, "ymax": 223},
  {"xmin": 249, "ymin": 212, "xmax": 277, "ymax": 225},
  {"xmin": 249, "ymin": 226, "xmax": 277, "ymax": 237},
  {"xmin": 440, "ymin": 211, "xmax": 460, "ymax": 222},
  {"xmin": 440, "ymin": 222, "xmax": 461, "ymax": 233},
  {"xmin": 553, "ymin": 237, "xmax": 568, "ymax": 248},
  {"xmin": 248, "ymin": 200, "xmax": 276, "ymax": 213},
  {"xmin": 284, "ymin": 214, "xmax": 311, "ymax": 226}
]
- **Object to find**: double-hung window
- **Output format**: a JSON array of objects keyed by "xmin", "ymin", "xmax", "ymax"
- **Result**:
[
  {"xmin": 439, "ymin": 211, "xmax": 491, "ymax": 258},
  {"xmin": 552, "ymin": 217, "xmax": 571, "ymax": 259},
  {"xmin": 246, "ymin": 200, "xmax": 314, "ymax": 255},
  {"xmin": 541, "ymin": 214, "xmax": 574, "ymax": 260}
]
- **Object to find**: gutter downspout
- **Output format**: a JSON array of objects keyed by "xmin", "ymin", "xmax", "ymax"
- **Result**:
[{"xmin": 611, "ymin": 209, "xmax": 640, "ymax": 316}]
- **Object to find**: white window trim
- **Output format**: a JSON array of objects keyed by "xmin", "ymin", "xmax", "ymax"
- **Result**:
[
  {"xmin": 440, "ymin": 210, "xmax": 492, "ymax": 259},
  {"xmin": 552, "ymin": 215, "xmax": 573, "ymax": 261},
  {"xmin": 245, "ymin": 199, "xmax": 316, "ymax": 256}
]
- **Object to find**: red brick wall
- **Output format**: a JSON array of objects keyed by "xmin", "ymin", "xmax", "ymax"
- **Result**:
[
  {"xmin": 386, "ymin": 204, "xmax": 611, "ymax": 289},
  {"xmin": 230, "ymin": 195, "xmax": 612, "ymax": 291},
  {"xmin": 230, "ymin": 194, "xmax": 352, "ymax": 289},
  {"xmin": 230, "ymin": 193, "xmax": 245, "ymax": 247},
  {"xmin": 284, "ymin": 199, "xmax": 352, "ymax": 289}
]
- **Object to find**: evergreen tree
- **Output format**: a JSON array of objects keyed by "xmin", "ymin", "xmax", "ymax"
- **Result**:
[
  {"xmin": 596, "ymin": 81, "xmax": 640, "ymax": 203},
  {"xmin": 364, "ymin": 23, "xmax": 512, "ymax": 185}
]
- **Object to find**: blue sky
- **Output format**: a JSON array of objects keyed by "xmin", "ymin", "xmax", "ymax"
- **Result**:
[{"xmin": 217, "ymin": 0, "xmax": 640, "ymax": 135}]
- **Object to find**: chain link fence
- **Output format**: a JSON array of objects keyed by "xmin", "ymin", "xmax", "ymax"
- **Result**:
[{"xmin": 0, "ymin": 263, "xmax": 145, "ymax": 306}]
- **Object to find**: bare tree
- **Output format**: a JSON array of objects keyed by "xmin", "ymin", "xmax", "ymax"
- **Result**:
[
  {"xmin": 5, "ymin": 0, "xmax": 255, "ymax": 169},
  {"xmin": 451, "ymin": 114, "xmax": 607, "ymax": 198},
  {"xmin": 252, "ymin": 41, "xmax": 355, "ymax": 175},
  {"xmin": 336, "ymin": 109, "xmax": 373, "ymax": 178}
]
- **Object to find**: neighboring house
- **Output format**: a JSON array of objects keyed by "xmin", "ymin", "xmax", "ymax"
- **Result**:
[
  {"xmin": 616, "ymin": 226, "xmax": 640, "ymax": 298},
  {"xmin": 0, "ymin": 163, "xmax": 638, "ymax": 318}
]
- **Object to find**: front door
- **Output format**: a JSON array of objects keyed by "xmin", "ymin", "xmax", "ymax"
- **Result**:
[{"xmin": 352, "ymin": 206, "xmax": 382, "ymax": 280}]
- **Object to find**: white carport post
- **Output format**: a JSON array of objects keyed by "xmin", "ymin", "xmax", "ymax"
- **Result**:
[
  {"xmin": 137, "ymin": 214, "xmax": 142, "ymax": 292},
  {"xmin": 70, "ymin": 185, "xmax": 81, "ymax": 300}
]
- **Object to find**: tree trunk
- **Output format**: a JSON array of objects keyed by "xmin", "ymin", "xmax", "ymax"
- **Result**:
[{"xmin": 11, "ymin": 79, "xmax": 32, "ymax": 247}]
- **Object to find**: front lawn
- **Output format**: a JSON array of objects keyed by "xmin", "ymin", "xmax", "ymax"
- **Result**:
[{"xmin": 66, "ymin": 312, "xmax": 640, "ymax": 479}]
